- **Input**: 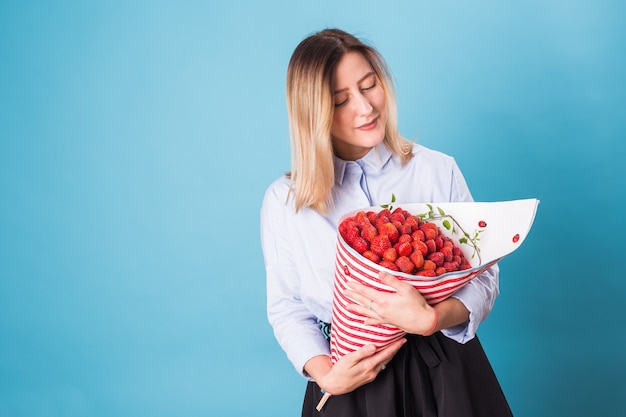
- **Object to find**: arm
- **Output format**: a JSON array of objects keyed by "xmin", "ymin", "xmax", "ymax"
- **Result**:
[
  {"xmin": 344, "ymin": 271, "xmax": 470, "ymax": 336},
  {"xmin": 442, "ymin": 159, "xmax": 500, "ymax": 341},
  {"xmin": 443, "ymin": 264, "xmax": 499, "ymax": 342},
  {"xmin": 303, "ymin": 339, "xmax": 407, "ymax": 395},
  {"xmin": 262, "ymin": 181, "xmax": 407, "ymax": 393},
  {"xmin": 261, "ymin": 183, "xmax": 331, "ymax": 377}
]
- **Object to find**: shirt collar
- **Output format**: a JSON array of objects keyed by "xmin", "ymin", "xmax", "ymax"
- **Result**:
[{"xmin": 334, "ymin": 142, "xmax": 393, "ymax": 185}]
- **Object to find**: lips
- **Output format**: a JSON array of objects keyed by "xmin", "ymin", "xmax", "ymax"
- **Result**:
[{"xmin": 357, "ymin": 117, "xmax": 378, "ymax": 131}]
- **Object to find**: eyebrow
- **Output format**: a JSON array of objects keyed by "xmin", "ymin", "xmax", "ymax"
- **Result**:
[{"xmin": 333, "ymin": 71, "xmax": 376, "ymax": 94}]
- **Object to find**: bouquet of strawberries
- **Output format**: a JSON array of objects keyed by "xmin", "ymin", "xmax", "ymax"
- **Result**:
[
  {"xmin": 339, "ymin": 205, "xmax": 475, "ymax": 278},
  {"xmin": 329, "ymin": 198, "xmax": 539, "ymax": 363}
]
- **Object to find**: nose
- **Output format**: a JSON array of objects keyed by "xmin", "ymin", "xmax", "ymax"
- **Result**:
[{"xmin": 354, "ymin": 92, "xmax": 373, "ymax": 116}]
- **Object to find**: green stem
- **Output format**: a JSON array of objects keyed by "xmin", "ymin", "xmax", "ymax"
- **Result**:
[{"xmin": 423, "ymin": 212, "xmax": 482, "ymax": 265}]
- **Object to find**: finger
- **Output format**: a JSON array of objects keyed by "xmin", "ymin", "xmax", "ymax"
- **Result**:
[
  {"xmin": 373, "ymin": 338, "xmax": 407, "ymax": 364},
  {"xmin": 378, "ymin": 271, "xmax": 411, "ymax": 293},
  {"xmin": 345, "ymin": 280, "xmax": 380, "ymax": 302},
  {"xmin": 362, "ymin": 315, "xmax": 384, "ymax": 326},
  {"xmin": 346, "ymin": 301, "xmax": 383, "ymax": 322},
  {"xmin": 343, "ymin": 288, "xmax": 372, "ymax": 308},
  {"xmin": 342, "ymin": 343, "xmax": 377, "ymax": 366},
  {"xmin": 359, "ymin": 339, "xmax": 407, "ymax": 375}
]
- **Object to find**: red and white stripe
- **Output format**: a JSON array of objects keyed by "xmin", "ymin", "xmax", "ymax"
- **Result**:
[{"xmin": 330, "ymin": 236, "xmax": 498, "ymax": 363}]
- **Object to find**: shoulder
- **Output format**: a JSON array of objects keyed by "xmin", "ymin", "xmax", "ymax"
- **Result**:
[
  {"xmin": 398, "ymin": 142, "xmax": 461, "ymax": 175},
  {"xmin": 261, "ymin": 175, "xmax": 295, "ymax": 214},
  {"xmin": 396, "ymin": 142, "xmax": 472, "ymax": 202},
  {"xmin": 410, "ymin": 143, "xmax": 458, "ymax": 166}
]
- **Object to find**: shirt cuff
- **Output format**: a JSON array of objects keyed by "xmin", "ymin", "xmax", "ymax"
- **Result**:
[{"xmin": 289, "ymin": 333, "xmax": 331, "ymax": 380}]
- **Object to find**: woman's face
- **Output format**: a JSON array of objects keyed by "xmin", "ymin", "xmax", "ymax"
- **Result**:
[{"xmin": 330, "ymin": 51, "xmax": 387, "ymax": 161}]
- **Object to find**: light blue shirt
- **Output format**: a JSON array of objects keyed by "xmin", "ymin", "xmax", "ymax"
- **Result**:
[{"xmin": 260, "ymin": 142, "xmax": 499, "ymax": 377}]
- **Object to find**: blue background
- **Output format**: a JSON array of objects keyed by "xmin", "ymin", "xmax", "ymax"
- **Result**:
[{"xmin": 1, "ymin": 1, "xmax": 625, "ymax": 416}]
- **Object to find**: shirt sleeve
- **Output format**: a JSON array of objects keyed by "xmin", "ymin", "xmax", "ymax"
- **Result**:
[
  {"xmin": 260, "ymin": 181, "xmax": 331, "ymax": 379},
  {"xmin": 440, "ymin": 159, "xmax": 501, "ymax": 343},
  {"xmin": 442, "ymin": 264, "xmax": 500, "ymax": 342}
]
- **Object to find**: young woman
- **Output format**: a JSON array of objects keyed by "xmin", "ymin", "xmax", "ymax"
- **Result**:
[{"xmin": 260, "ymin": 28, "xmax": 513, "ymax": 417}]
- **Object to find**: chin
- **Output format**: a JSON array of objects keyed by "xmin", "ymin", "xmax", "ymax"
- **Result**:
[{"xmin": 363, "ymin": 131, "xmax": 385, "ymax": 147}]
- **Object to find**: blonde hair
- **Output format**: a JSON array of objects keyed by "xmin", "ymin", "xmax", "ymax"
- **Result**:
[{"xmin": 286, "ymin": 29, "xmax": 413, "ymax": 213}]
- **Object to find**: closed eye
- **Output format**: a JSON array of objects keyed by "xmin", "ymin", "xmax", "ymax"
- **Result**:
[
  {"xmin": 334, "ymin": 95, "xmax": 349, "ymax": 107},
  {"xmin": 362, "ymin": 81, "xmax": 376, "ymax": 91}
]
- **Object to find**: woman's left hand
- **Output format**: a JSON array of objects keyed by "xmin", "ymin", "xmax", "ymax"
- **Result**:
[{"xmin": 344, "ymin": 271, "xmax": 437, "ymax": 335}]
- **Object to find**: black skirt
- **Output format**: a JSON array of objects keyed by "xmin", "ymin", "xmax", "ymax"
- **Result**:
[{"xmin": 302, "ymin": 332, "xmax": 513, "ymax": 417}]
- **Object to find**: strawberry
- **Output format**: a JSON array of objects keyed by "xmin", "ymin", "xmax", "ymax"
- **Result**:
[
  {"xmin": 377, "ymin": 222, "xmax": 400, "ymax": 244},
  {"xmin": 411, "ymin": 230, "xmax": 425, "ymax": 242},
  {"xmin": 362, "ymin": 250, "xmax": 381, "ymax": 263},
  {"xmin": 427, "ymin": 252, "xmax": 445, "ymax": 267},
  {"xmin": 390, "ymin": 211, "xmax": 406, "ymax": 223},
  {"xmin": 396, "ymin": 256, "xmax": 415, "ymax": 274},
  {"xmin": 396, "ymin": 241, "xmax": 413, "ymax": 257},
  {"xmin": 440, "ymin": 246, "xmax": 453, "ymax": 262},
  {"xmin": 443, "ymin": 261, "xmax": 459, "ymax": 272},
  {"xmin": 373, "ymin": 216, "xmax": 387, "ymax": 229},
  {"xmin": 377, "ymin": 208, "xmax": 392, "ymax": 221},
  {"xmin": 345, "ymin": 226, "xmax": 361, "ymax": 245},
  {"xmin": 380, "ymin": 260, "xmax": 399, "ymax": 271},
  {"xmin": 404, "ymin": 215, "xmax": 420, "ymax": 230},
  {"xmin": 459, "ymin": 261, "xmax": 472, "ymax": 271},
  {"xmin": 352, "ymin": 237, "xmax": 369, "ymax": 254},
  {"xmin": 412, "ymin": 240, "xmax": 428, "ymax": 257},
  {"xmin": 353, "ymin": 211, "xmax": 369, "ymax": 228},
  {"xmin": 420, "ymin": 223, "xmax": 438, "ymax": 240},
  {"xmin": 425, "ymin": 239, "xmax": 437, "ymax": 254},
  {"xmin": 423, "ymin": 260, "xmax": 437, "ymax": 271},
  {"xmin": 435, "ymin": 266, "xmax": 447, "ymax": 276},
  {"xmin": 416, "ymin": 269, "xmax": 436, "ymax": 277},
  {"xmin": 370, "ymin": 234, "xmax": 392, "ymax": 257},
  {"xmin": 338, "ymin": 218, "xmax": 356, "ymax": 240},
  {"xmin": 360, "ymin": 223, "xmax": 378, "ymax": 242},
  {"xmin": 398, "ymin": 234, "xmax": 412, "ymax": 244},
  {"xmin": 383, "ymin": 247, "xmax": 398, "ymax": 263},
  {"xmin": 409, "ymin": 250, "xmax": 424, "ymax": 269},
  {"xmin": 400, "ymin": 223, "xmax": 413, "ymax": 235}
]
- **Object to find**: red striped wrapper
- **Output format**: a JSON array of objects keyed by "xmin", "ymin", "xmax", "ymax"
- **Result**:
[{"xmin": 330, "ymin": 234, "xmax": 497, "ymax": 362}]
